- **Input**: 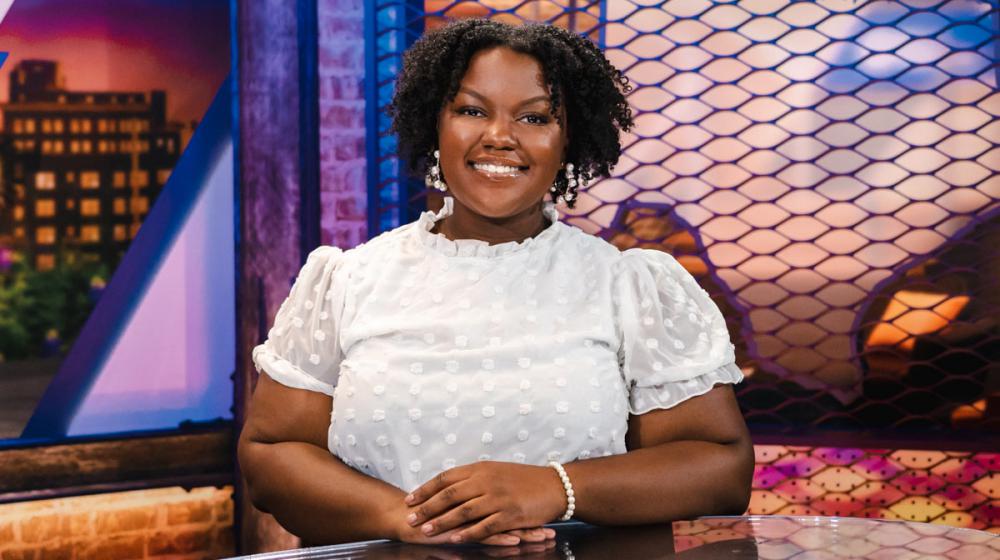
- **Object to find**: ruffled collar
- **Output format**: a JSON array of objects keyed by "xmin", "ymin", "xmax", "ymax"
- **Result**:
[{"xmin": 416, "ymin": 197, "xmax": 561, "ymax": 258}]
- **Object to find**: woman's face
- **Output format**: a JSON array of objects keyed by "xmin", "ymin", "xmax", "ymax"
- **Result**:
[{"xmin": 436, "ymin": 46, "xmax": 568, "ymax": 220}]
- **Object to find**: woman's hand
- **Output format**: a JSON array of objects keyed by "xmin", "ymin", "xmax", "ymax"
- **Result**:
[
  {"xmin": 387, "ymin": 495, "xmax": 556, "ymax": 546},
  {"xmin": 402, "ymin": 462, "xmax": 567, "ymax": 544}
]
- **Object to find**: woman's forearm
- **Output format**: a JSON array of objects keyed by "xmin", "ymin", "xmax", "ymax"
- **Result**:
[
  {"xmin": 562, "ymin": 438, "xmax": 754, "ymax": 525},
  {"xmin": 240, "ymin": 439, "xmax": 405, "ymax": 544}
]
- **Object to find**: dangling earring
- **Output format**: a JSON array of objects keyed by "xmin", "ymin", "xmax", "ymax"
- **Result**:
[
  {"xmin": 425, "ymin": 149, "xmax": 447, "ymax": 192},
  {"xmin": 563, "ymin": 162, "xmax": 577, "ymax": 203}
]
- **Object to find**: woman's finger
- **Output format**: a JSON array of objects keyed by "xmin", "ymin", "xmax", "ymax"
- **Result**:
[
  {"xmin": 406, "ymin": 467, "xmax": 467, "ymax": 506},
  {"xmin": 503, "ymin": 528, "xmax": 549, "ymax": 543},
  {"xmin": 422, "ymin": 496, "xmax": 494, "ymax": 536},
  {"xmin": 408, "ymin": 480, "xmax": 481, "ymax": 528},
  {"xmin": 451, "ymin": 512, "xmax": 509, "ymax": 544}
]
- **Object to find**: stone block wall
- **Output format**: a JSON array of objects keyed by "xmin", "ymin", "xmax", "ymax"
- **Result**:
[{"xmin": 0, "ymin": 486, "xmax": 233, "ymax": 559}]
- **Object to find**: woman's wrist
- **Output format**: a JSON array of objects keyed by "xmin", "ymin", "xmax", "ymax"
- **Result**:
[{"xmin": 541, "ymin": 463, "xmax": 573, "ymax": 522}]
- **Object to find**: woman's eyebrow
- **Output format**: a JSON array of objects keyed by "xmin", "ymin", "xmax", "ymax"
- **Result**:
[{"xmin": 457, "ymin": 87, "xmax": 551, "ymax": 108}]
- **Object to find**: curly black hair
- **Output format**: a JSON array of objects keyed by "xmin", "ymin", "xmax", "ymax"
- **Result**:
[{"xmin": 387, "ymin": 18, "xmax": 634, "ymax": 207}]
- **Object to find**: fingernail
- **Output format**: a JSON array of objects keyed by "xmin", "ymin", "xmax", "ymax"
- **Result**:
[
  {"xmin": 450, "ymin": 533, "xmax": 463, "ymax": 543},
  {"xmin": 407, "ymin": 513, "xmax": 417, "ymax": 525},
  {"xmin": 422, "ymin": 523, "xmax": 434, "ymax": 534},
  {"xmin": 404, "ymin": 494, "xmax": 415, "ymax": 504}
]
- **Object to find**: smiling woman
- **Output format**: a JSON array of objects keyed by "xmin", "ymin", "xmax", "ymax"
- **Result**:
[{"xmin": 238, "ymin": 18, "xmax": 753, "ymax": 549}]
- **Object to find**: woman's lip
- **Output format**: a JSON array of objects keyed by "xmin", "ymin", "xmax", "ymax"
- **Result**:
[{"xmin": 467, "ymin": 162, "xmax": 527, "ymax": 180}]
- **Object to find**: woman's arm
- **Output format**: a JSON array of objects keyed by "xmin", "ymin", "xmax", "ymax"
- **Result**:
[
  {"xmin": 564, "ymin": 383, "xmax": 754, "ymax": 524},
  {"xmin": 238, "ymin": 374, "xmax": 406, "ymax": 544},
  {"xmin": 405, "ymin": 384, "xmax": 753, "ymax": 541}
]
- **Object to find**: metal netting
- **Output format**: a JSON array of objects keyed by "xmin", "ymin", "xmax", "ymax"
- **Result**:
[{"xmin": 366, "ymin": 0, "xmax": 1000, "ymax": 436}]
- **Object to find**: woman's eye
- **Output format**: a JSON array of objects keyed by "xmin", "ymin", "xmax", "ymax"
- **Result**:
[
  {"xmin": 459, "ymin": 107, "xmax": 485, "ymax": 117},
  {"xmin": 523, "ymin": 114, "xmax": 549, "ymax": 125}
]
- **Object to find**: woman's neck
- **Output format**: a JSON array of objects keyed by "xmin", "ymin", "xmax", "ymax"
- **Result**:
[{"xmin": 433, "ymin": 199, "xmax": 551, "ymax": 246}]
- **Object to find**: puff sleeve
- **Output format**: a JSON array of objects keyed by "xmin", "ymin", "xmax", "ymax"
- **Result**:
[
  {"xmin": 251, "ymin": 246, "xmax": 347, "ymax": 396},
  {"xmin": 614, "ymin": 248, "xmax": 743, "ymax": 414}
]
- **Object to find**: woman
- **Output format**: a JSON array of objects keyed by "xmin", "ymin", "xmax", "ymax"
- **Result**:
[{"xmin": 239, "ymin": 19, "xmax": 753, "ymax": 547}]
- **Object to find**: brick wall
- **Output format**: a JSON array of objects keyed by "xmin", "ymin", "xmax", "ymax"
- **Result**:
[
  {"xmin": 318, "ymin": 0, "xmax": 367, "ymax": 248},
  {"xmin": 0, "ymin": 486, "xmax": 233, "ymax": 560}
]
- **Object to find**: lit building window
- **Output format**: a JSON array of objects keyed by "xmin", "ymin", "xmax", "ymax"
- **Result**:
[
  {"xmin": 131, "ymin": 196, "xmax": 149, "ymax": 214},
  {"xmin": 130, "ymin": 223, "xmax": 141, "ymax": 238},
  {"xmin": 23, "ymin": 140, "xmax": 35, "ymax": 150},
  {"xmin": 120, "ymin": 140, "xmax": 130, "ymax": 152},
  {"xmin": 14, "ymin": 227, "xmax": 25, "ymax": 238},
  {"xmin": 114, "ymin": 198, "xmax": 127, "ymax": 215},
  {"xmin": 113, "ymin": 171, "xmax": 126, "ymax": 188},
  {"xmin": 81, "ymin": 225, "xmax": 100, "ymax": 243},
  {"xmin": 81, "ymin": 199, "xmax": 101, "ymax": 216},
  {"xmin": 70, "ymin": 119, "xmax": 80, "ymax": 133},
  {"xmin": 66, "ymin": 199, "xmax": 76, "ymax": 210},
  {"xmin": 41, "ymin": 119, "xmax": 52, "ymax": 133},
  {"xmin": 157, "ymin": 169, "xmax": 172, "ymax": 185},
  {"xmin": 108, "ymin": 119, "xmax": 117, "ymax": 133},
  {"xmin": 70, "ymin": 140, "xmax": 80, "ymax": 153},
  {"xmin": 141, "ymin": 141, "xmax": 149, "ymax": 152},
  {"xmin": 41, "ymin": 140, "xmax": 52, "ymax": 154},
  {"xmin": 24, "ymin": 119, "xmax": 35, "ymax": 133},
  {"xmin": 97, "ymin": 119, "xmax": 107, "ymax": 133},
  {"xmin": 35, "ymin": 199, "xmax": 56, "ymax": 217},
  {"xmin": 80, "ymin": 171, "xmax": 100, "ymax": 189},
  {"xmin": 66, "ymin": 225, "xmax": 75, "ymax": 236},
  {"xmin": 120, "ymin": 119, "xmax": 130, "ymax": 132},
  {"xmin": 80, "ymin": 119, "xmax": 92, "ymax": 133},
  {"xmin": 12, "ymin": 119, "xmax": 23, "ymax": 134},
  {"xmin": 13, "ymin": 205, "xmax": 24, "ymax": 221},
  {"xmin": 36, "ymin": 254, "xmax": 55, "ymax": 271},
  {"xmin": 36, "ymin": 226, "xmax": 57, "ymax": 245},
  {"xmin": 167, "ymin": 138, "xmax": 175, "ymax": 153},
  {"xmin": 130, "ymin": 171, "xmax": 149, "ymax": 188},
  {"xmin": 65, "ymin": 171, "xmax": 75, "ymax": 183},
  {"xmin": 114, "ymin": 224, "xmax": 127, "ymax": 241},
  {"xmin": 82, "ymin": 140, "xmax": 92, "ymax": 153},
  {"xmin": 85, "ymin": 94, "xmax": 94, "ymax": 104},
  {"xmin": 53, "ymin": 119, "xmax": 64, "ymax": 133},
  {"xmin": 35, "ymin": 172, "xmax": 56, "ymax": 190},
  {"xmin": 53, "ymin": 141, "xmax": 64, "ymax": 154}
]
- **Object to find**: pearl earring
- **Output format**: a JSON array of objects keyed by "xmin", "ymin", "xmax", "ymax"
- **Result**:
[
  {"xmin": 563, "ymin": 162, "xmax": 578, "ymax": 203},
  {"xmin": 425, "ymin": 150, "xmax": 447, "ymax": 192}
]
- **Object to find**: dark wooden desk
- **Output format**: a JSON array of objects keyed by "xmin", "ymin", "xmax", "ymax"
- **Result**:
[{"xmin": 229, "ymin": 516, "xmax": 1000, "ymax": 559}]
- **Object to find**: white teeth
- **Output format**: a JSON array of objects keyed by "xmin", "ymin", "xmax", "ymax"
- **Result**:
[{"xmin": 473, "ymin": 163, "xmax": 520, "ymax": 175}]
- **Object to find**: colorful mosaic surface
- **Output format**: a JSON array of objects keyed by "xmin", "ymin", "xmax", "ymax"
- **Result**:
[
  {"xmin": 673, "ymin": 515, "xmax": 1000, "ymax": 558},
  {"xmin": 368, "ymin": 0, "xmax": 1000, "ymax": 432},
  {"xmin": 747, "ymin": 445, "xmax": 1000, "ymax": 532}
]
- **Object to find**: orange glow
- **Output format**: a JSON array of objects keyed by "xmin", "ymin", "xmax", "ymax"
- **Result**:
[{"xmin": 866, "ymin": 291, "xmax": 970, "ymax": 352}]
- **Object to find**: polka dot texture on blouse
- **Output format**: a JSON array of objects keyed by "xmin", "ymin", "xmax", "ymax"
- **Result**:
[{"xmin": 252, "ymin": 197, "xmax": 743, "ymax": 492}]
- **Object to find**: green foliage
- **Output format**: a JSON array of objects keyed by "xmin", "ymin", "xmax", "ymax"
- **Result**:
[{"xmin": 0, "ymin": 250, "xmax": 108, "ymax": 361}]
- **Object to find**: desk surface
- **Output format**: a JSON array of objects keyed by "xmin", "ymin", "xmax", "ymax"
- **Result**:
[{"xmin": 231, "ymin": 516, "xmax": 999, "ymax": 559}]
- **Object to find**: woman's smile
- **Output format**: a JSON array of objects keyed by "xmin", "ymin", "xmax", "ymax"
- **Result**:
[{"xmin": 468, "ymin": 158, "xmax": 529, "ymax": 181}]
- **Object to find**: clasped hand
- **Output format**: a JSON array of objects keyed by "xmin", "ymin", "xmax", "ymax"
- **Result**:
[{"xmin": 393, "ymin": 461, "xmax": 567, "ymax": 546}]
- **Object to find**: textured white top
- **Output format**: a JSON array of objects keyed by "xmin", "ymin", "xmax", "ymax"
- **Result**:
[{"xmin": 252, "ymin": 197, "xmax": 743, "ymax": 492}]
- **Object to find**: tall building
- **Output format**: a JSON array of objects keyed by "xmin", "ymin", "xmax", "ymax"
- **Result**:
[{"xmin": 0, "ymin": 59, "xmax": 187, "ymax": 270}]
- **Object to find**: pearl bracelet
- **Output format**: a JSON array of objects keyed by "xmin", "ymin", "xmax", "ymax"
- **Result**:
[{"xmin": 547, "ymin": 461, "xmax": 576, "ymax": 521}]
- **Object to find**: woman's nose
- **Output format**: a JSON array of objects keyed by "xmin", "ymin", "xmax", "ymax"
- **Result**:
[{"xmin": 483, "ymin": 117, "xmax": 516, "ymax": 149}]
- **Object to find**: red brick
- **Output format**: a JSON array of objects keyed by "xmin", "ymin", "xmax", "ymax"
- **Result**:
[
  {"xmin": 20, "ymin": 515, "xmax": 62, "ymax": 544},
  {"xmin": 167, "ymin": 502, "xmax": 213, "ymax": 525},
  {"xmin": 1, "ymin": 550, "xmax": 36, "ymax": 560},
  {"xmin": 213, "ymin": 500, "xmax": 233, "ymax": 524},
  {"xmin": 37, "ymin": 544, "xmax": 71, "ymax": 560},
  {"xmin": 0, "ymin": 520, "xmax": 14, "ymax": 543},
  {"xmin": 173, "ymin": 528, "xmax": 214, "ymax": 554},
  {"xmin": 78, "ymin": 535, "xmax": 144, "ymax": 560},
  {"xmin": 95, "ymin": 508, "xmax": 155, "ymax": 533}
]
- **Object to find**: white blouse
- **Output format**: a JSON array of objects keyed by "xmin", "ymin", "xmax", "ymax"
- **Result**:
[{"xmin": 252, "ymin": 197, "xmax": 743, "ymax": 492}]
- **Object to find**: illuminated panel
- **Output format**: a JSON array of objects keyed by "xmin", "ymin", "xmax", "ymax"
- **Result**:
[
  {"xmin": 67, "ymin": 139, "xmax": 234, "ymax": 435},
  {"xmin": 749, "ymin": 445, "xmax": 1000, "ymax": 532}
]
